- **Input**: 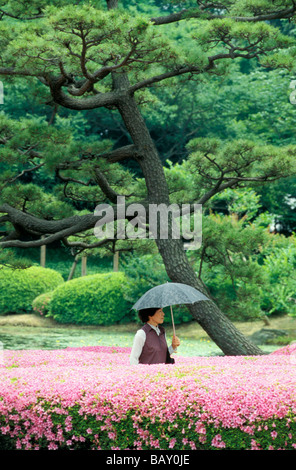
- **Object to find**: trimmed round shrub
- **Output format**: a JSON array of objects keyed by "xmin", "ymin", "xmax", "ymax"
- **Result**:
[
  {"xmin": 48, "ymin": 272, "xmax": 132, "ymax": 325},
  {"xmin": 0, "ymin": 266, "xmax": 64, "ymax": 315},
  {"xmin": 32, "ymin": 292, "xmax": 53, "ymax": 317}
]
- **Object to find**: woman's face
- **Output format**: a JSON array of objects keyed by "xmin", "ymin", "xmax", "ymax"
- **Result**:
[{"xmin": 148, "ymin": 308, "xmax": 165, "ymax": 326}]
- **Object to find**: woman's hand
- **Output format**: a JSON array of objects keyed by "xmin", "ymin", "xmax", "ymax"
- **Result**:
[{"xmin": 172, "ymin": 335, "xmax": 180, "ymax": 350}]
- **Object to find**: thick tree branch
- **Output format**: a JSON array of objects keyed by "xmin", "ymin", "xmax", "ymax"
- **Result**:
[
  {"xmin": 0, "ymin": 203, "xmax": 97, "ymax": 239},
  {"xmin": 151, "ymin": 9, "xmax": 192, "ymax": 26},
  {"xmin": 0, "ymin": 226, "xmax": 90, "ymax": 248},
  {"xmin": 0, "ymin": 67, "xmax": 41, "ymax": 77},
  {"xmin": 49, "ymin": 83, "xmax": 119, "ymax": 110},
  {"xmin": 128, "ymin": 50, "xmax": 249, "ymax": 94},
  {"xmin": 101, "ymin": 144, "xmax": 141, "ymax": 163},
  {"xmin": 151, "ymin": 4, "xmax": 296, "ymax": 25},
  {"xmin": 67, "ymin": 48, "xmax": 138, "ymax": 97},
  {"xmin": 55, "ymin": 145, "xmax": 139, "ymax": 172},
  {"xmin": 61, "ymin": 235, "xmax": 113, "ymax": 250},
  {"xmin": 0, "ymin": 199, "xmax": 147, "ymax": 248},
  {"xmin": 92, "ymin": 167, "xmax": 121, "ymax": 203},
  {"xmin": 197, "ymin": 179, "xmax": 240, "ymax": 205},
  {"xmin": 0, "ymin": 70, "xmax": 119, "ymax": 110}
]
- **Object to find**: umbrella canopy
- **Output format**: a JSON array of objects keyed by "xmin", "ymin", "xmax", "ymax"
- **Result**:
[
  {"xmin": 132, "ymin": 282, "xmax": 209, "ymax": 337},
  {"xmin": 132, "ymin": 282, "xmax": 209, "ymax": 311}
]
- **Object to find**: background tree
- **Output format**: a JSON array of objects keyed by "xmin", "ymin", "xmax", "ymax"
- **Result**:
[{"xmin": 1, "ymin": 0, "xmax": 296, "ymax": 354}]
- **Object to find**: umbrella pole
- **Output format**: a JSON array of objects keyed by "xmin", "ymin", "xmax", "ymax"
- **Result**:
[{"xmin": 170, "ymin": 305, "xmax": 176, "ymax": 337}]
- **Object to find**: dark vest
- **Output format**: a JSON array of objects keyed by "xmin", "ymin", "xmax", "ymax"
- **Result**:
[{"xmin": 139, "ymin": 323, "xmax": 174, "ymax": 365}]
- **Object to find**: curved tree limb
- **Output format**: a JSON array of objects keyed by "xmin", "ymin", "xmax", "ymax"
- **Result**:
[
  {"xmin": 151, "ymin": 3, "xmax": 296, "ymax": 26},
  {"xmin": 48, "ymin": 78, "xmax": 119, "ymax": 110},
  {"xmin": 0, "ymin": 200, "xmax": 148, "ymax": 248},
  {"xmin": 92, "ymin": 167, "xmax": 122, "ymax": 204}
]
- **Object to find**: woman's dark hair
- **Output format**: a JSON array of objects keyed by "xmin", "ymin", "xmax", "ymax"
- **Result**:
[{"xmin": 138, "ymin": 307, "xmax": 160, "ymax": 323}]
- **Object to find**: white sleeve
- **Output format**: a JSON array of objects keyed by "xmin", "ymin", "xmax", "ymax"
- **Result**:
[
  {"xmin": 165, "ymin": 332, "xmax": 176, "ymax": 355},
  {"xmin": 129, "ymin": 329, "xmax": 146, "ymax": 365}
]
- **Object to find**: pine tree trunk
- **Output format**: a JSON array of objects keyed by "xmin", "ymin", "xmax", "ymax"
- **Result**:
[
  {"xmin": 156, "ymin": 237, "xmax": 264, "ymax": 355},
  {"xmin": 114, "ymin": 73, "xmax": 264, "ymax": 356}
]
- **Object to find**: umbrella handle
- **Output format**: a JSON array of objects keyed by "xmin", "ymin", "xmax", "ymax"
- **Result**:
[{"xmin": 170, "ymin": 305, "xmax": 176, "ymax": 338}]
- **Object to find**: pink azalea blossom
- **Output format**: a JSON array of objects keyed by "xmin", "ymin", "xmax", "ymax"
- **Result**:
[{"xmin": 0, "ymin": 345, "xmax": 295, "ymax": 450}]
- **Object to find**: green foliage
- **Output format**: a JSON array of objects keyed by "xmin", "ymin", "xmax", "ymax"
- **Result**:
[
  {"xmin": 0, "ymin": 113, "xmax": 140, "ymax": 212},
  {"xmin": 189, "ymin": 197, "xmax": 296, "ymax": 320},
  {"xmin": 228, "ymin": 0, "xmax": 290, "ymax": 16},
  {"xmin": 212, "ymin": 187, "xmax": 262, "ymax": 220},
  {"xmin": 197, "ymin": 16, "xmax": 292, "ymax": 49},
  {"xmin": 0, "ymin": 0, "xmax": 77, "ymax": 19},
  {"xmin": 164, "ymin": 160, "xmax": 196, "ymax": 204},
  {"xmin": 0, "ymin": 247, "xmax": 33, "ymax": 270},
  {"xmin": 256, "ymin": 176, "xmax": 296, "ymax": 235},
  {"xmin": 200, "ymin": 262, "xmax": 265, "ymax": 321},
  {"xmin": 1, "ymin": 183, "xmax": 75, "ymax": 220},
  {"xmin": 186, "ymin": 137, "xmax": 296, "ymax": 187},
  {"xmin": 0, "ymin": 266, "xmax": 64, "ymax": 315},
  {"xmin": 48, "ymin": 271, "xmax": 132, "ymax": 325},
  {"xmin": 186, "ymin": 187, "xmax": 296, "ymax": 320},
  {"xmin": 191, "ymin": 210, "xmax": 268, "ymax": 320},
  {"xmin": 0, "ymin": 3, "xmax": 177, "ymax": 85},
  {"xmin": 260, "ymin": 244, "xmax": 296, "ymax": 317},
  {"xmin": 32, "ymin": 291, "xmax": 53, "ymax": 317}
]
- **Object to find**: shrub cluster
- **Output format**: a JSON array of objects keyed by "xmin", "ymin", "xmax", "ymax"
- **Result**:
[
  {"xmin": 0, "ymin": 260, "xmax": 193, "ymax": 326},
  {"xmin": 0, "ymin": 266, "xmax": 64, "ymax": 315},
  {"xmin": 47, "ymin": 272, "xmax": 132, "ymax": 325}
]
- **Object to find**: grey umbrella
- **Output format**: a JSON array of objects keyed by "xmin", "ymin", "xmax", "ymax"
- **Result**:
[{"xmin": 132, "ymin": 282, "xmax": 209, "ymax": 336}]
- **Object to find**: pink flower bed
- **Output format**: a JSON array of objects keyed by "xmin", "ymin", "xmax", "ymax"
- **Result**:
[{"xmin": 0, "ymin": 345, "xmax": 296, "ymax": 450}]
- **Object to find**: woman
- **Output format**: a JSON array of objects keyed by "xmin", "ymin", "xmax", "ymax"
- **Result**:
[{"xmin": 129, "ymin": 307, "xmax": 180, "ymax": 365}]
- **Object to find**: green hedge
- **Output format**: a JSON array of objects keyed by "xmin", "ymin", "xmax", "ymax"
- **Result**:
[
  {"xmin": 0, "ymin": 266, "xmax": 64, "ymax": 315},
  {"xmin": 48, "ymin": 272, "xmax": 132, "ymax": 325}
]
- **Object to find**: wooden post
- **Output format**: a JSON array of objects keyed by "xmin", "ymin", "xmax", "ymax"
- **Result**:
[
  {"xmin": 40, "ymin": 236, "xmax": 46, "ymax": 267},
  {"xmin": 81, "ymin": 255, "xmax": 87, "ymax": 276},
  {"xmin": 68, "ymin": 254, "xmax": 79, "ymax": 281},
  {"xmin": 113, "ymin": 252, "xmax": 119, "ymax": 272}
]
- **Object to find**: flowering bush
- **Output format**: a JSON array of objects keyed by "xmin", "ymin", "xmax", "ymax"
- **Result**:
[
  {"xmin": 32, "ymin": 292, "xmax": 53, "ymax": 317},
  {"xmin": 0, "ymin": 345, "xmax": 296, "ymax": 450}
]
